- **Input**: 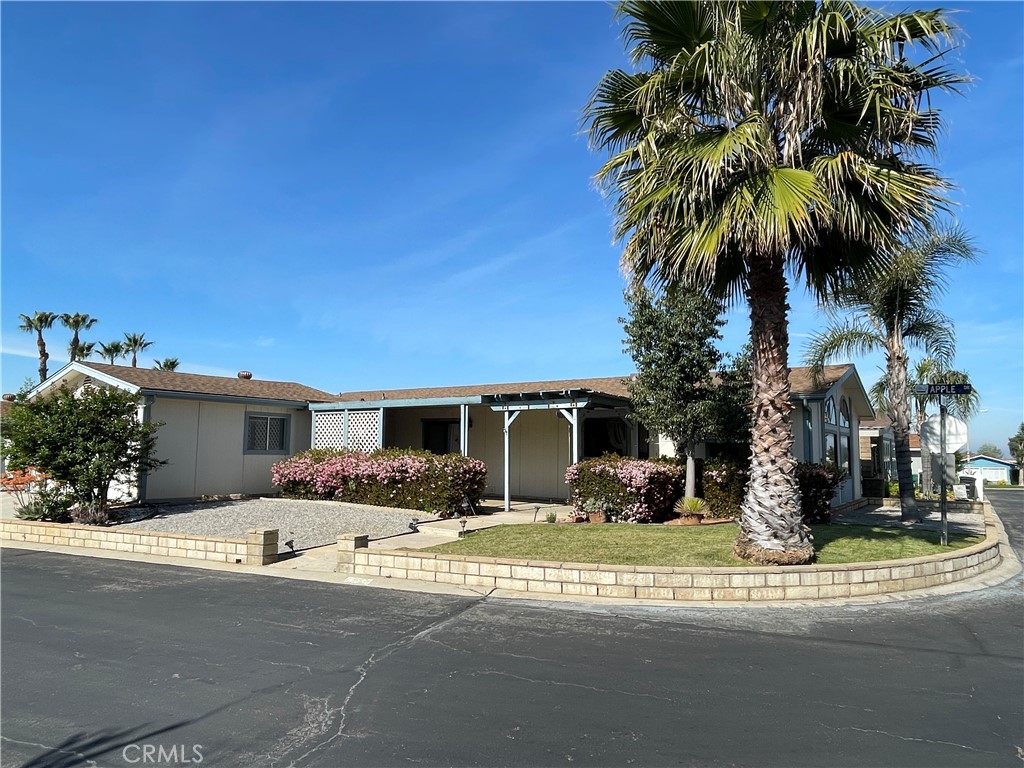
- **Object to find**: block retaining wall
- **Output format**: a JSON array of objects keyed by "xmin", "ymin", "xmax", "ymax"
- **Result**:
[
  {"xmin": 0, "ymin": 519, "xmax": 278, "ymax": 566},
  {"xmin": 337, "ymin": 509, "xmax": 1003, "ymax": 601}
]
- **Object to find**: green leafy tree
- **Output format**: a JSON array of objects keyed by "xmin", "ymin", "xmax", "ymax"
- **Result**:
[
  {"xmin": 804, "ymin": 227, "xmax": 976, "ymax": 520},
  {"xmin": 122, "ymin": 333, "xmax": 154, "ymax": 368},
  {"xmin": 1008, "ymin": 423, "xmax": 1024, "ymax": 483},
  {"xmin": 2, "ymin": 386, "xmax": 164, "ymax": 510},
  {"xmin": 97, "ymin": 341, "xmax": 127, "ymax": 364},
  {"xmin": 584, "ymin": 2, "xmax": 963, "ymax": 563},
  {"xmin": 976, "ymin": 443, "xmax": 1003, "ymax": 459},
  {"xmin": 621, "ymin": 285, "xmax": 725, "ymax": 497},
  {"xmin": 153, "ymin": 358, "xmax": 180, "ymax": 372},
  {"xmin": 18, "ymin": 311, "xmax": 58, "ymax": 383},
  {"xmin": 61, "ymin": 313, "xmax": 99, "ymax": 362}
]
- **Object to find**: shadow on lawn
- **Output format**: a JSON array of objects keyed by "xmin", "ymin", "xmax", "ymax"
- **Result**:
[{"xmin": 812, "ymin": 522, "xmax": 979, "ymax": 547}]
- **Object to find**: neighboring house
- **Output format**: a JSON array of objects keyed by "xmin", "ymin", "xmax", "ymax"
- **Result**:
[
  {"xmin": 859, "ymin": 415, "xmax": 897, "ymax": 497},
  {"xmin": 27, "ymin": 362, "xmax": 336, "ymax": 501},
  {"xmin": 311, "ymin": 364, "xmax": 873, "ymax": 508},
  {"xmin": 962, "ymin": 455, "xmax": 1015, "ymax": 485}
]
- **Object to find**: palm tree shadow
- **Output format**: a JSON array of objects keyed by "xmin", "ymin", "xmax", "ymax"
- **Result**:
[
  {"xmin": 19, "ymin": 720, "xmax": 191, "ymax": 768},
  {"xmin": 813, "ymin": 521, "xmax": 980, "ymax": 547}
]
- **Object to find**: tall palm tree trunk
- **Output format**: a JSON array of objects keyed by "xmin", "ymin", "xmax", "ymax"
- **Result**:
[
  {"xmin": 887, "ymin": 343, "xmax": 922, "ymax": 522},
  {"xmin": 35, "ymin": 330, "xmax": 49, "ymax": 383},
  {"xmin": 734, "ymin": 258, "xmax": 814, "ymax": 565}
]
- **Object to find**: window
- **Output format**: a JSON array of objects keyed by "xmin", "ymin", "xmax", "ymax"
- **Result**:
[
  {"xmin": 246, "ymin": 413, "xmax": 289, "ymax": 454},
  {"xmin": 839, "ymin": 398, "xmax": 850, "ymax": 428},
  {"xmin": 824, "ymin": 397, "xmax": 837, "ymax": 425},
  {"xmin": 423, "ymin": 420, "xmax": 460, "ymax": 455}
]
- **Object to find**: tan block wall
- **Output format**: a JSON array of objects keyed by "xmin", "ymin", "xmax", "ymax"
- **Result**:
[
  {"xmin": 0, "ymin": 520, "xmax": 278, "ymax": 566},
  {"xmin": 337, "ymin": 509, "xmax": 1004, "ymax": 602}
]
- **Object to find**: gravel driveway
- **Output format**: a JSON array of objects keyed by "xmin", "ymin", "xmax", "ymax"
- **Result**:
[{"xmin": 117, "ymin": 498, "xmax": 424, "ymax": 551}]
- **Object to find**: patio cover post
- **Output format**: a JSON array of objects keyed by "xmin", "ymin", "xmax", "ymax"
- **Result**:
[
  {"xmin": 460, "ymin": 404, "xmax": 469, "ymax": 456},
  {"xmin": 503, "ymin": 410, "xmax": 521, "ymax": 511},
  {"xmin": 558, "ymin": 407, "xmax": 580, "ymax": 465}
]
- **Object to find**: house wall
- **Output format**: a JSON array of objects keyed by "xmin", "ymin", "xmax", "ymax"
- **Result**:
[
  {"xmin": 380, "ymin": 405, "xmax": 574, "ymax": 500},
  {"xmin": 145, "ymin": 398, "xmax": 311, "ymax": 500}
]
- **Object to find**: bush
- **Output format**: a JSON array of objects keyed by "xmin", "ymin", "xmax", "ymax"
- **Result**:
[
  {"xmin": 886, "ymin": 480, "xmax": 900, "ymax": 497},
  {"xmin": 795, "ymin": 462, "xmax": 845, "ymax": 524},
  {"xmin": 71, "ymin": 502, "xmax": 113, "ymax": 526},
  {"xmin": 564, "ymin": 455, "xmax": 684, "ymax": 524},
  {"xmin": 272, "ymin": 448, "xmax": 487, "ymax": 517},
  {"xmin": 15, "ymin": 486, "xmax": 74, "ymax": 523},
  {"xmin": 702, "ymin": 457, "xmax": 748, "ymax": 519}
]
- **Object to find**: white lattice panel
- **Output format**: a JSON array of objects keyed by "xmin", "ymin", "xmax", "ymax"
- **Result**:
[
  {"xmin": 348, "ymin": 410, "xmax": 381, "ymax": 452},
  {"xmin": 314, "ymin": 412, "xmax": 347, "ymax": 449}
]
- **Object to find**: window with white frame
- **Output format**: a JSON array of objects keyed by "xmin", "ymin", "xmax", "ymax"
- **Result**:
[{"xmin": 246, "ymin": 413, "xmax": 289, "ymax": 454}]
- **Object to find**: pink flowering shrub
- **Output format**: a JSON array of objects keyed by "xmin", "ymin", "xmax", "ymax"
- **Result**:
[
  {"xmin": 702, "ymin": 457, "xmax": 749, "ymax": 519},
  {"xmin": 272, "ymin": 448, "xmax": 487, "ymax": 517},
  {"xmin": 565, "ymin": 455, "xmax": 684, "ymax": 523}
]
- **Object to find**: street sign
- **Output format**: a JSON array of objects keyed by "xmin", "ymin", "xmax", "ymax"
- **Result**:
[{"xmin": 914, "ymin": 383, "xmax": 973, "ymax": 395}]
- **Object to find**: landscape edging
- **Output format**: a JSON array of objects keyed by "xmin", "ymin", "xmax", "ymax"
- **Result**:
[
  {"xmin": 337, "ymin": 506, "xmax": 1003, "ymax": 601},
  {"xmin": 0, "ymin": 519, "xmax": 279, "ymax": 565}
]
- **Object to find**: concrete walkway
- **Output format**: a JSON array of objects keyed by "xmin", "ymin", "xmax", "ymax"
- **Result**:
[{"xmin": 266, "ymin": 499, "xmax": 573, "ymax": 573}]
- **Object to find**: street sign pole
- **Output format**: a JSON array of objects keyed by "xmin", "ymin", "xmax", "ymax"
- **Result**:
[{"xmin": 939, "ymin": 394, "xmax": 948, "ymax": 546}]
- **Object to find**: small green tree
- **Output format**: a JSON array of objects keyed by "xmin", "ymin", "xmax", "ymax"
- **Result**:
[
  {"xmin": 2, "ymin": 386, "xmax": 164, "ymax": 510},
  {"xmin": 621, "ymin": 285, "xmax": 725, "ymax": 498},
  {"xmin": 1008, "ymin": 423, "xmax": 1024, "ymax": 484},
  {"xmin": 976, "ymin": 443, "xmax": 1003, "ymax": 459}
]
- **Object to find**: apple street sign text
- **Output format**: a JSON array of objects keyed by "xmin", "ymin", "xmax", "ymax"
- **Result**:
[{"xmin": 914, "ymin": 383, "xmax": 974, "ymax": 395}]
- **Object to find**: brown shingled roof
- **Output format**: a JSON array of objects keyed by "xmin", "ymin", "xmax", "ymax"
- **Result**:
[
  {"xmin": 788, "ymin": 364, "xmax": 853, "ymax": 395},
  {"xmin": 337, "ymin": 366, "xmax": 849, "ymax": 403},
  {"xmin": 338, "ymin": 376, "xmax": 634, "ymax": 402},
  {"xmin": 79, "ymin": 363, "xmax": 337, "ymax": 403}
]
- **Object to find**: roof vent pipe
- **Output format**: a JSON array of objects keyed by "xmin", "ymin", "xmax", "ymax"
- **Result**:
[
  {"xmin": 238, "ymin": 371, "xmax": 253, "ymax": 380},
  {"xmin": 2, "ymin": 393, "xmax": 15, "ymax": 402}
]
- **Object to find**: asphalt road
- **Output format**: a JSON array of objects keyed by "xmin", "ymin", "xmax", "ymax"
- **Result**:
[{"xmin": 2, "ymin": 501, "xmax": 1021, "ymax": 768}]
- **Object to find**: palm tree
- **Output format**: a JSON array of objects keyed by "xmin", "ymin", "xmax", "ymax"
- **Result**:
[
  {"xmin": 584, "ymin": 2, "xmax": 963, "ymax": 564},
  {"xmin": 804, "ymin": 227, "xmax": 977, "ymax": 521},
  {"xmin": 153, "ymin": 358, "xmax": 180, "ymax": 372},
  {"xmin": 72, "ymin": 341, "xmax": 97, "ymax": 361},
  {"xmin": 61, "ymin": 313, "xmax": 99, "ymax": 362},
  {"xmin": 97, "ymin": 341, "xmax": 126, "ymax": 365},
  {"xmin": 18, "ymin": 311, "xmax": 58, "ymax": 383},
  {"xmin": 122, "ymin": 333, "xmax": 154, "ymax": 368}
]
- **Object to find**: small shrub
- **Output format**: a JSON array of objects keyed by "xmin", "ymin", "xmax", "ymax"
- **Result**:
[
  {"xmin": 565, "ymin": 455, "xmax": 684, "ymax": 524},
  {"xmin": 674, "ymin": 496, "xmax": 708, "ymax": 517},
  {"xmin": 886, "ymin": 480, "xmax": 900, "ymax": 497},
  {"xmin": 545, "ymin": 511, "xmax": 557, "ymax": 524},
  {"xmin": 15, "ymin": 486, "xmax": 74, "ymax": 523},
  {"xmin": 71, "ymin": 503, "xmax": 113, "ymax": 526},
  {"xmin": 702, "ymin": 457, "xmax": 748, "ymax": 519},
  {"xmin": 795, "ymin": 462, "xmax": 845, "ymax": 524}
]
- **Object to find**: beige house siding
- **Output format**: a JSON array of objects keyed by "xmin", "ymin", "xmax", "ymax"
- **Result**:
[
  {"xmin": 381, "ymin": 406, "xmax": 572, "ymax": 500},
  {"xmin": 145, "ymin": 399, "xmax": 311, "ymax": 500}
]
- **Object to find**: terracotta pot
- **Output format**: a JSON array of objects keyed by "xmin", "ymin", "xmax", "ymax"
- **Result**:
[
  {"xmin": 588, "ymin": 511, "xmax": 607, "ymax": 524},
  {"xmin": 678, "ymin": 514, "xmax": 704, "ymax": 526}
]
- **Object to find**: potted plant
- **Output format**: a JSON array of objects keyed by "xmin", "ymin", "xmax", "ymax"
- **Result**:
[{"xmin": 673, "ymin": 496, "xmax": 707, "ymax": 525}]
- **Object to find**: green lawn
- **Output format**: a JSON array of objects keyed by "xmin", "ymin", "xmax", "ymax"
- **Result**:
[{"xmin": 420, "ymin": 523, "xmax": 982, "ymax": 567}]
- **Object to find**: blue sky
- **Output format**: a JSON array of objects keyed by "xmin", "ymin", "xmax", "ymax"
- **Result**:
[{"xmin": 2, "ymin": 2, "xmax": 1021, "ymax": 452}]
